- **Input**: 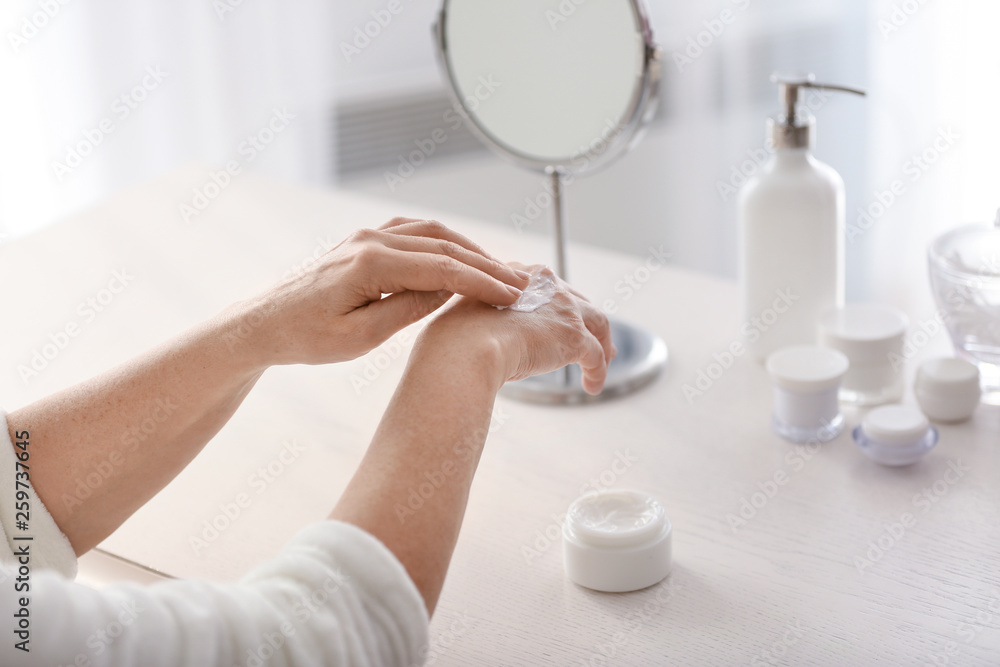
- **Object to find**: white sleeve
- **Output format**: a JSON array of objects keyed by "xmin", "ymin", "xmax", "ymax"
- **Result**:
[
  {"xmin": 0, "ymin": 520, "xmax": 430, "ymax": 666},
  {"xmin": 0, "ymin": 410, "xmax": 78, "ymax": 579},
  {"xmin": 0, "ymin": 409, "xmax": 429, "ymax": 665}
]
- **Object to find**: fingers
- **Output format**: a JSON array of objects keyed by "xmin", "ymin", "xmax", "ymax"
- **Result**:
[
  {"xmin": 356, "ymin": 289, "xmax": 452, "ymax": 347},
  {"xmin": 374, "ymin": 248, "xmax": 523, "ymax": 306},
  {"xmin": 375, "ymin": 229, "xmax": 530, "ymax": 292},
  {"xmin": 575, "ymin": 327, "xmax": 609, "ymax": 395},
  {"xmin": 381, "ymin": 219, "xmax": 530, "ymax": 288},
  {"xmin": 563, "ymin": 294, "xmax": 612, "ymax": 394},
  {"xmin": 580, "ymin": 301, "xmax": 617, "ymax": 365},
  {"xmin": 378, "ymin": 216, "xmax": 424, "ymax": 231}
]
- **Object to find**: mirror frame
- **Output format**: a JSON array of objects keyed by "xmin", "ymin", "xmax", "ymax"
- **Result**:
[{"xmin": 434, "ymin": 0, "xmax": 661, "ymax": 176}]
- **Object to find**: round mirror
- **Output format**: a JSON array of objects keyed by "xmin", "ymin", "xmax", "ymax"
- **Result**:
[
  {"xmin": 437, "ymin": 0, "xmax": 659, "ymax": 174},
  {"xmin": 434, "ymin": 0, "xmax": 667, "ymax": 404}
]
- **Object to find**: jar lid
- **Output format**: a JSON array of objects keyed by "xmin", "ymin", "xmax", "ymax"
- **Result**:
[
  {"xmin": 766, "ymin": 345, "xmax": 849, "ymax": 393},
  {"xmin": 916, "ymin": 357, "xmax": 980, "ymax": 394},
  {"xmin": 861, "ymin": 404, "xmax": 930, "ymax": 444},
  {"xmin": 854, "ymin": 404, "xmax": 938, "ymax": 466},
  {"xmin": 562, "ymin": 489, "xmax": 672, "ymax": 593},
  {"xmin": 818, "ymin": 304, "xmax": 908, "ymax": 364}
]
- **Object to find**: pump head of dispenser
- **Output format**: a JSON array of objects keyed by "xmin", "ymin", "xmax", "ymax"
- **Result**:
[{"xmin": 767, "ymin": 72, "xmax": 866, "ymax": 150}]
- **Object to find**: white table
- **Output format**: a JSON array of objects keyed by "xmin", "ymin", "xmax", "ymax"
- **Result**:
[{"xmin": 2, "ymin": 165, "xmax": 998, "ymax": 666}]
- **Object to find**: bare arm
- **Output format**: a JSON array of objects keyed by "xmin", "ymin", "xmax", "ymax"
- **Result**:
[
  {"xmin": 8, "ymin": 219, "xmax": 530, "ymax": 555},
  {"xmin": 331, "ymin": 267, "xmax": 614, "ymax": 613},
  {"xmin": 6, "ymin": 309, "xmax": 267, "ymax": 554}
]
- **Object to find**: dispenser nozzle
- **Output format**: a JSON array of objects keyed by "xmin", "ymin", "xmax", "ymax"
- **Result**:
[
  {"xmin": 767, "ymin": 72, "xmax": 866, "ymax": 149},
  {"xmin": 770, "ymin": 72, "xmax": 865, "ymax": 124}
]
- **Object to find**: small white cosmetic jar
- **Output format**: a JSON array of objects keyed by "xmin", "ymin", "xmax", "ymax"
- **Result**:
[
  {"xmin": 562, "ymin": 489, "xmax": 672, "ymax": 593},
  {"xmin": 914, "ymin": 357, "xmax": 981, "ymax": 423},
  {"xmin": 853, "ymin": 404, "xmax": 939, "ymax": 466},
  {"xmin": 818, "ymin": 304, "xmax": 909, "ymax": 406},
  {"xmin": 766, "ymin": 346, "xmax": 849, "ymax": 443}
]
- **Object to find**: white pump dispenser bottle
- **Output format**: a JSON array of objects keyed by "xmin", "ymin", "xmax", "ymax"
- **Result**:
[{"xmin": 739, "ymin": 72, "xmax": 865, "ymax": 363}]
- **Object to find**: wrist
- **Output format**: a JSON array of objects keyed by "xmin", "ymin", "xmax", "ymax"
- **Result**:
[
  {"xmin": 211, "ymin": 298, "xmax": 280, "ymax": 372},
  {"xmin": 413, "ymin": 321, "xmax": 510, "ymax": 394}
]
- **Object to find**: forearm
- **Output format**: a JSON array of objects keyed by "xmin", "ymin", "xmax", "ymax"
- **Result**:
[
  {"xmin": 329, "ymin": 327, "xmax": 506, "ymax": 615},
  {"xmin": 6, "ymin": 302, "xmax": 269, "ymax": 554}
]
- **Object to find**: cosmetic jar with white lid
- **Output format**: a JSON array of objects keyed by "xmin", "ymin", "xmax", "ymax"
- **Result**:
[
  {"xmin": 853, "ymin": 404, "xmax": 938, "ymax": 466},
  {"xmin": 562, "ymin": 489, "xmax": 672, "ymax": 593},
  {"xmin": 766, "ymin": 345, "xmax": 849, "ymax": 443},
  {"xmin": 915, "ymin": 357, "xmax": 981, "ymax": 423},
  {"xmin": 818, "ymin": 304, "xmax": 908, "ymax": 406}
]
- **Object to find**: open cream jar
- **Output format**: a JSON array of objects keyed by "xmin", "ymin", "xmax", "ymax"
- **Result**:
[{"xmin": 562, "ymin": 489, "xmax": 672, "ymax": 593}]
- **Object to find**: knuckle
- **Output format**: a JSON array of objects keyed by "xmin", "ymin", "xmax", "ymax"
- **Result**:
[
  {"xmin": 349, "ymin": 228, "xmax": 378, "ymax": 244},
  {"xmin": 593, "ymin": 310, "xmax": 611, "ymax": 336},
  {"xmin": 352, "ymin": 241, "xmax": 381, "ymax": 265},
  {"xmin": 436, "ymin": 256, "xmax": 464, "ymax": 282},
  {"xmin": 422, "ymin": 219, "xmax": 448, "ymax": 236},
  {"xmin": 439, "ymin": 240, "xmax": 464, "ymax": 258}
]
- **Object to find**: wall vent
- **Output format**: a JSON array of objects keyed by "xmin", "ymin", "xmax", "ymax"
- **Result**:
[{"xmin": 334, "ymin": 79, "xmax": 671, "ymax": 179}]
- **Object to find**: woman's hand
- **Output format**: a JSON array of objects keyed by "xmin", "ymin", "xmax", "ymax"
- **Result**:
[
  {"xmin": 237, "ymin": 218, "xmax": 531, "ymax": 366},
  {"xmin": 418, "ymin": 264, "xmax": 616, "ymax": 395}
]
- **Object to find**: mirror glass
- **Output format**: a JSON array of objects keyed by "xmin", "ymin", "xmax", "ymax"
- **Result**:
[{"xmin": 442, "ymin": 0, "xmax": 648, "ymax": 171}]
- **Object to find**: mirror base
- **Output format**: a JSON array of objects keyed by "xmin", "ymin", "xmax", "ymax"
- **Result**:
[{"xmin": 499, "ymin": 319, "xmax": 667, "ymax": 405}]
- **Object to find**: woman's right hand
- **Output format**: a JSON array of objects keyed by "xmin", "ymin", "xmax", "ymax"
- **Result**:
[
  {"xmin": 417, "ymin": 265, "xmax": 616, "ymax": 395},
  {"xmin": 232, "ymin": 218, "xmax": 530, "ymax": 368}
]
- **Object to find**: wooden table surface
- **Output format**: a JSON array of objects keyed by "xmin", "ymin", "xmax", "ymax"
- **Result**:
[{"xmin": 2, "ymin": 165, "xmax": 998, "ymax": 666}]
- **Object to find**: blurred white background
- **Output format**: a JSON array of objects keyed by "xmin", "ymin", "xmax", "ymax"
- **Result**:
[{"xmin": 1, "ymin": 0, "xmax": 998, "ymax": 310}]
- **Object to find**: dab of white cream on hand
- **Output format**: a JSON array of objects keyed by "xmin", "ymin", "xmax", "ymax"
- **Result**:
[{"xmin": 495, "ymin": 266, "xmax": 557, "ymax": 313}]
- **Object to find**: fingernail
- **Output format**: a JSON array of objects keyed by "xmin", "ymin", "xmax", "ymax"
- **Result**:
[
  {"xmin": 514, "ymin": 269, "xmax": 531, "ymax": 281},
  {"xmin": 506, "ymin": 285, "xmax": 523, "ymax": 298},
  {"xmin": 436, "ymin": 290, "xmax": 452, "ymax": 300}
]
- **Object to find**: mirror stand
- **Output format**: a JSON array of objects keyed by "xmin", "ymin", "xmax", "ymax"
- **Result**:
[{"xmin": 498, "ymin": 170, "xmax": 668, "ymax": 405}]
